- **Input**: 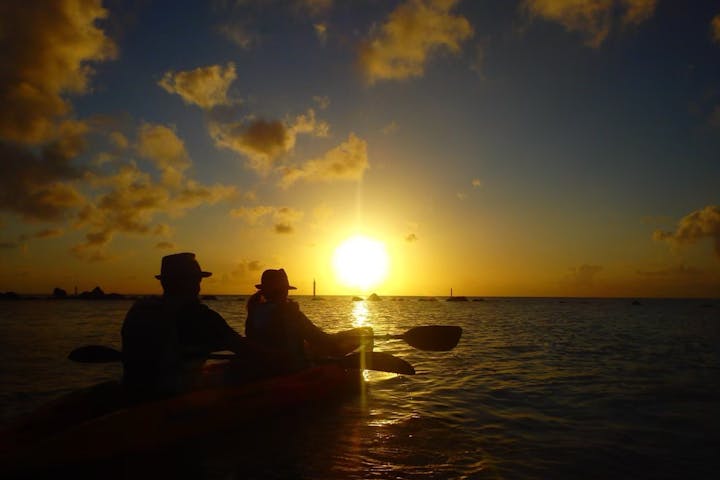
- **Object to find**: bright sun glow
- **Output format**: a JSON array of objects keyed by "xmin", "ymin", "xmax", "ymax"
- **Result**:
[{"xmin": 333, "ymin": 235, "xmax": 389, "ymax": 291}]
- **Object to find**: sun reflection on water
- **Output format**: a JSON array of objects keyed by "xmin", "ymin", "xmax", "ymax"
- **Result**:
[{"xmin": 351, "ymin": 301, "xmax": 369, "ymax": 327}]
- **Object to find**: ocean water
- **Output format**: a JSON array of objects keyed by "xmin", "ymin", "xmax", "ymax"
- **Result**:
[{"xmin": 0, "ymin": 296, "xmax": 719, "ymax": 479}]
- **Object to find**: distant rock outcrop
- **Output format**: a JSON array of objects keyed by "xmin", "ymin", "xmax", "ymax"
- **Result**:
[
  {"xmin": 351, "ymin": 296, "xmax": 363, "ymax": 302},
  {"xmin": 53, "ymin": 287, "xmax": 68, "ymax": 298},
  {"xmin": 367, "ymin": 293, "xmax": 382, "ymax": 301},
  {"xmin": 1, "ymin": 291, "xmax": 20, "ymax": 300},
  {"xmin": 78, "ymin": 286, "xmax": 125, "ymax": 300},
  {"xmin": 447, "ymin": 296, "xmax": 468, "ymax": 302}
]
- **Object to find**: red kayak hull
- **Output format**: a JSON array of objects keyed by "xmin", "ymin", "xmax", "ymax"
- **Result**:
[{"xmin": 0, "ymin": 364, "xmax": 362, "ymax": 474}]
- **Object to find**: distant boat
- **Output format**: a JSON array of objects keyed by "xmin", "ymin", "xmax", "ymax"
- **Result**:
[{"xmin": 446, "ymin": 288, "xmax": 468, "ymax": 302}]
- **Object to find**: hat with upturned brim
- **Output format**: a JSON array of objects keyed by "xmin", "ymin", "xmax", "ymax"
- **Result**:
[
  {"xmin": 155, "ymin": 252, "xmax": 212, "ymax": 280},
  {"xmin": 256, "ymin": 268, "xmax": 296, "ymax": 291}
]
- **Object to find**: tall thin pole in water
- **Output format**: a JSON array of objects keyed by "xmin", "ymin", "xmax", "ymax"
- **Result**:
[{"xmin": 313, "ymin": 278, "xmax": 316, "ymax": 298}]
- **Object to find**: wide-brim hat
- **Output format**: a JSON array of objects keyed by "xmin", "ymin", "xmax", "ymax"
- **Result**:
[
  {"xmin": 155, "ymin": 252, "xmax": 212, "ymax": 280},
  {"xmin": 255, "ymin": 268, "xmax": 296, "ymax": 291}
]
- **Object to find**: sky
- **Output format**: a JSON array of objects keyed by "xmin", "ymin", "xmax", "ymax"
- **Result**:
[{"xmin": 1, "ymin": 0, "xmax": 719, "ymax": 298}]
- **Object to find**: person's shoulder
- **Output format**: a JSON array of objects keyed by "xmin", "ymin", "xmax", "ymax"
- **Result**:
[
  {"xmin": 130, "ymin": 296, "xmax": 164, "ymax": 310},
  {"xmin": 195, "ymin": 302, "xmax": 226, "ymax": 320}
]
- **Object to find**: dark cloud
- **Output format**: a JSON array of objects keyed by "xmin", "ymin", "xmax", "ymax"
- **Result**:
[
  {"xmin": 275, "ymin": 223, "xmax": 294, "ymax": 234},
  {"xmin": 0, "ymin": 140, "xmax": 85, "ymax": 221},
  {"xmin": 406, "ymin": 233, "xmax": 418, "ymax": 242}
]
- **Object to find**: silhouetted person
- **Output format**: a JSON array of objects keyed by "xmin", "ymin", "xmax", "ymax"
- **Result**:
[
  {"xmin": 246, "ymin": 269, "xmax": 349, "ymax": 370},
  {"xmin": 122, "ymin": 252, "xmax": 271, "ymax": 397}
]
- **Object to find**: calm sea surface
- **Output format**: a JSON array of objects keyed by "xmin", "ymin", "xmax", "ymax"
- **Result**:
[{"xmin": 1, "ymin": 296, "xmax": 719, "ymax": 479}]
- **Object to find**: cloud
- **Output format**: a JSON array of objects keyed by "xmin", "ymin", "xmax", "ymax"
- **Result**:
[
  {"xmin": 406, "ymin": 233, "xmax": 418, "ymax": 242},
  {"xmin": 314, "ymin": 23, "xmax": 328, "ymax": 43},
  {"xmin": 137, "ymin": 123, "xmax": 191, "ymax": 188},
  {"xmin": 472, "ymin": 178, "xmax": 482, "ymax": 188},
  {"xmin": 522, "ymin": 0, "xmax": 657, "ymax": 48},
  {"xmin": 230, "ymin": 259, "xmax": 263, "ymax": 278},
  {"xmin": 358, "ymin": 0, "xmax": 473, "ymax": 84},
  {"xmin": 636, "ymin": 264, "xmax": 704, "ymax": 278},
  {"xmin": 70, "ymin": 123, "xmax": 237, "ymax": 260},
  {"xmin": 653, "ymin": 205, "xmax": 720, "ymax": 257},
  {"xmin": 313, "ymin": 96, "xmax": 331, "ymax": 110},
  {"xmin": 0, "ymin": 135, "xmax": 86, "ymax": 221},
  {"xmin": 278, "ymin": 133, "xmax": 369, "ymax": 188},
  {"xmin": 210, "ymin": 109, "xmax": 329, "ymax": 173},
  {"xmin": 159, "ymin": 63, "xmax": 237, "ymax": 109},
  {"xmin": 0, "ymin": 0, "xmax": 116, "ymax": 144},
  {"xmin": 230, "ymin": 205, "xmax": 304, "ymax": 233},
  {"xmin": 218, "ymin": 23, "xmax": 258, "ymax": 50},
  {"xmin": 155, "ymin": 241, "xmax": 176, "ymax": 250},
  {"xmin": 19, "ymin": 228, "xmax": 64, "ymax": 241},
  {"xmin": 382, "ymin": 121, "xmax": 399, "ymax": 135},
  {"xmin": 470, "ymin": 42, "xmax": 485, "ymax": 77},
  {"xmin": 713, "ymin": 15, "xmax": 720, "ymax": 44},
  {"xmin": 567, "ymin": 264, "xmax": 603, "ymax": 287}
]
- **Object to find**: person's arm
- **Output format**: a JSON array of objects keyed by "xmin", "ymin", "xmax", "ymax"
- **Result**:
[{"xmin": 283, "ymin": 302, "xmax": 349, "ymax": 357}]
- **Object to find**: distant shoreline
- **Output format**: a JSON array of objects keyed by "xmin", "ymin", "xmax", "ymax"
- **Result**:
[{"xmin": 1, "ymin": 293, "xmax": 717, "ymax": 302}]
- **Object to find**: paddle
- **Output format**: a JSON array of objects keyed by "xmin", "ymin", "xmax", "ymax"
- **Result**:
[
  {"xmin": 378, "ymin": 325, "xmax": 462, "ymax": 351},
  {"xmin": 68, "ymin": 345, "xmax": 415, "ymax": 375}
]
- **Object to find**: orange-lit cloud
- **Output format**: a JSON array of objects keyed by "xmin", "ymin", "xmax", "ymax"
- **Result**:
[
  {"xmin": 158, "ymin": 63, "xmax": 237, "ymax": 109},
  {"xmin": 406, "ymin": 233, "xmax": 418, "ymax": 242},
  {"xmin": 653, "ymin": 205, "xmax": 720, "ymax": 257},
  {"xmin": 0, "ymin": 0, "xmax": 116, "ymax": 144},
  {"xmin": 566, "ymin": 264, "xmax": 603, "ymax": 287},
  {"xmin": 155, "ymin": 241, "xmax": 176, "ymax": 250},
  {"xmin": 137, "ymin": 124, "xmax": 191, "ymax": 188},
  {"xmin": 71, "ymin": 124, "xmax": 237, "ymax": 260},
  {"xmin": 359, "ymin": 0, "xmax": 473, "ymax": 84},
  {"xmin": 278, "ymin": 133, "xmax": 368, "ymax": 188},
  {"xmin": 636, "ymin": 264, "xmax": 704, "ymax": 278},
  {"xmin": 230, "ymin": 205, "xmax": 304, "ymax": 233},
  {"xmin": 523, "ymin": 0, "xmax": 657, "ymax": 47},
  {"xmin": 712, "ymin": 14, "xmax": 720, "ymax": 43},
  {"xmin": 210, "ymin": 109, "xmax": 329, "ymax": 173}
]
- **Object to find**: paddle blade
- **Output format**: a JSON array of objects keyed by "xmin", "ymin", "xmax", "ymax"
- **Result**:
[
  {"xmin": 401, "ymin": 325, "xmax": 462, "ymax": 351},
  {"xmin": 340, "ymin": 351, "xmax": 415, "ymax": 375},
  {"xmin": 68, "ymin": 345, "xmax": 123, "ymax": 363}
]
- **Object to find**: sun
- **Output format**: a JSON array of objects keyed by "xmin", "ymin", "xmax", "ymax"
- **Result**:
[{"xmin": 333, "ymin": 235, "xmax": 389, "ymax": 291}]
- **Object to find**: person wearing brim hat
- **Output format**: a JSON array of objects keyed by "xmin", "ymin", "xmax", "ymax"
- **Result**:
[
  {"xmin": 121, "ymin": 253, "xmax": 279, "ymax": 396},
  {"xmin": 245, "ymin": 269, "xmax": 342, "ymax": 370}
]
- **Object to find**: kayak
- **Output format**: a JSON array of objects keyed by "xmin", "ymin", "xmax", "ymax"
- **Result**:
[{"xmin": 0, "ymin": 363, "xmax": 362, "ymax": 474}]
